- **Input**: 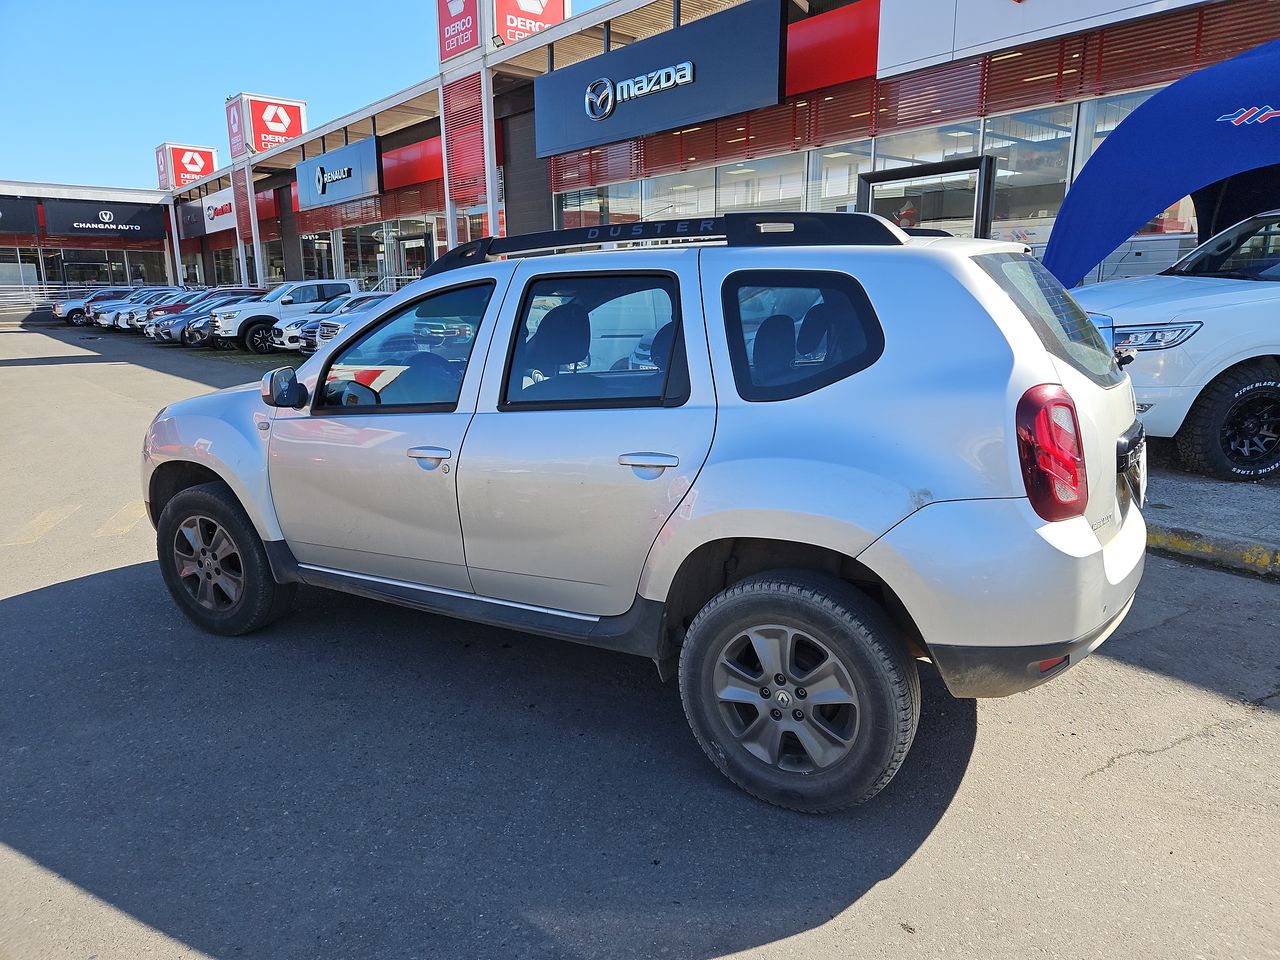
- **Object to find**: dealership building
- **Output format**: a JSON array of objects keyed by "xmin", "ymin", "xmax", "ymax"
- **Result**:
[{"xmin": 2, "ymin": 0, "xmax": 1277, "ymax": 294}]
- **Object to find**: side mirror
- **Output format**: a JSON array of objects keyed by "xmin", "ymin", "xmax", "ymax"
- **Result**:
[
  {"xmin": 260, "ymin": 367, "xmax": 309, "ymax": 408},
  {"xmin": 280, "ymin": 295, "xmax": 295, "ymax": 305}
]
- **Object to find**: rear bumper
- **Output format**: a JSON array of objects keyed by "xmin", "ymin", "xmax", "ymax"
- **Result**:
[
  {"xmin": 929, "ymin": 593, "xmax": 1134, "ymax": 697},
  {"xmin": 859, "ymin": 496, "xmax": 1146, "ymax": 699}
]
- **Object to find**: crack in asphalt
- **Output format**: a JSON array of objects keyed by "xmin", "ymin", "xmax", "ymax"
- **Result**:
[{"xmin": 1083, "ymin": 684, "xmax": 1280, "ymax": 781}]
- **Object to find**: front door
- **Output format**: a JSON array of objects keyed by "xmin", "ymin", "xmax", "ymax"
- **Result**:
[
  {"xmin": 455, "ymin": 253, "xmax": 716, "ymax": 617},
  {"xmin": 399, "ymin": 236, "xmax": 431, "ymax": 277},
  {"xmin": 267, "ymin": 275, "xmax": 509, "ymax": 590}
]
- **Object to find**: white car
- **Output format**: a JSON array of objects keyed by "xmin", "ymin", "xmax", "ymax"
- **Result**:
[
  {"xmin": 212, "ymin": 279, "xmax": 358, "ymax": 354},
  {"xmin": 1074, "ymin": 211, "xmax": 1280, "ymax": 479},
  {"xmin": 271, "ymin": 292, "xmax": 387, "ymax": 350},
  {"xmin": 92, "ymin": 290, "xmax": 182, "ymax": 329}
]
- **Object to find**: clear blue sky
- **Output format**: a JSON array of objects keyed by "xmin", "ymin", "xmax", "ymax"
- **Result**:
[{"xmin": 0, "ymin": 0, "xmax": 605, "ymax": 190}]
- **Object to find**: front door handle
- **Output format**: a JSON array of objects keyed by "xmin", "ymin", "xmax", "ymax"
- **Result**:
[
  {"xmin": 407, "ymin": 446, "xmax": 452, "ymax": 461},
  {"xmin": 618, "ymin": 452, "xmax": 679, "ymax": 469}
]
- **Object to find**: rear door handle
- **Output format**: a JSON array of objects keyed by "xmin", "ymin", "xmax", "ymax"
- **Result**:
[
  {"xmin": 618, "ymin": 452, "xmax": 679, "ymax": 469},
  {"xmin": 406, "ymin": 446, "xmax": 453, "ymax": 461}
]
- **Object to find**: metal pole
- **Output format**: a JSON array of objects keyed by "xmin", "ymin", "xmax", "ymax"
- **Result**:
[
  {"xmin": 673, "ymin": 0, "xmax": 680, "ymax": 28},
  {"xmin": 246, "ymin": 163, "xmax": 265, "ymax": 285},
  {"xmin": 480, "ymin": 67, "xmax": 502, "ymax": 237},
  {"xmin": 166, "ymin": 202, "xmax": 183, "ymax": 283},
  {"xmin": 603, "ymin": 20, "xmax": 611, "ymax": 51},
  {"xmin": 438, "ymin": 77, "xmax": 458, "ymax": 248}
]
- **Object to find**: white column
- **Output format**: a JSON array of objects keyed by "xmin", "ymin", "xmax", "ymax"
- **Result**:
[
  {"xmin": 246, "ymin": 163, "xmax": 265, "ymax": 286},
  {"xmin": 166, "ymin": 203, "xmax": 183, "ymax": 283},
  {"xmin": 480, "ymin": 65, "xmax": 502, "ymax": 237}
]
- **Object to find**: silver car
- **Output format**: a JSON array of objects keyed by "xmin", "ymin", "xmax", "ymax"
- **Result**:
[{"xmin": 142, "ymin": 213, "xmax": 1146, "ymax": 812}]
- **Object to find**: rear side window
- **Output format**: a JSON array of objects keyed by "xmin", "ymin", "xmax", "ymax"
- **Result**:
[
  {"xmin": 973, "ymin": 253, "xmax": 1123, "ymax": 388},
  {"xmin": 721, "ymin": 270, "xmax": 884, "ymax": 401}
]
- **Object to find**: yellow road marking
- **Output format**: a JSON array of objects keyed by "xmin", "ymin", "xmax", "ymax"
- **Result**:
[
  {"xmin": 92, "ymin": 500, "xmax": 148, "ymax": 538},
  {"xmin": 0, "ymin": 504, "xmax": 81, "ymax": 546}
]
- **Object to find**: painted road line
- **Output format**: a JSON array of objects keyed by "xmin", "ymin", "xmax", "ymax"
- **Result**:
[
  {"xmin": 92, "ymin": 501, "xmax": 149, "ymax": 538},
  {"xmin": 0, "ymin": 504, "xmax": 81, "ymax": 546}
]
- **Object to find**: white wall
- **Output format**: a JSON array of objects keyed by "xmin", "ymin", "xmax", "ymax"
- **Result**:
[{"xmin": 878, "ymin": 0, "xmax": 1209, "ymax": 77}]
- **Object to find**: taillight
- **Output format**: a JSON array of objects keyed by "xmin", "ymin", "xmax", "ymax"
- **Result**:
[{"xmin": 1016, "ymin": 384, "xmax": 1088, "ymax": 522}]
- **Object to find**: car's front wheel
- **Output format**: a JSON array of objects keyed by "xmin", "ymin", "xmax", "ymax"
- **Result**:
[
  {"xmin": 66, "ymin": 309, "xmax": 84, "ymax": 325},
  {"xmin": 1176, "ymin": 362, "xmax": 1280, "ymax": 479},
  {"xmin": 242, "ymin": 321, "xmax": 276, "ymax": 354},
  {"xmin": 679, "ymin": 571, "xmax": 920, "ymax": 813},
  {"xmin": 156, "ymin": 482, "xmax": 295, "ymax": 635}
]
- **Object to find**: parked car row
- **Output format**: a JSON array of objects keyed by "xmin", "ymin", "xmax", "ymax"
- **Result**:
[{"xmin": 54, "ymin": 279, "xmax": 392, "ymax": 358}]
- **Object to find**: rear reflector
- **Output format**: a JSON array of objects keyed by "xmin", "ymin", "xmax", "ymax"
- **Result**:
[
  {"xmin": 1016, "ymin": 384, "xmax": 1089, "ymax": 522},
  {"xmin": 1038, "ymin": 656, "xmax": 1068, "ymax": 674}
]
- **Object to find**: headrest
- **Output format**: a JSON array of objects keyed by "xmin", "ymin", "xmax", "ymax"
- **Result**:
[
  {"xmin": 527, "ymin": 302, "xmax": 589, "ymax": 370},
  {"xmin": 753, "ymin": 314, "xmax": 796, "ymax": 377},
  {"xmin": 649, "ymin": 322, "xmax": 675, "ymax": 370}
]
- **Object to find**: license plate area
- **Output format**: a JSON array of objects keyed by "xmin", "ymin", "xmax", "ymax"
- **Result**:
[{"xmin": 1116, "ymin": 422, "xmax": 1147, "ymax": 510}]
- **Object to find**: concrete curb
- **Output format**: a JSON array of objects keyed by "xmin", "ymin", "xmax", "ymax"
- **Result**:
[{"xmin": 1147, "ymin": 522, "xmax": 1280, "ymax": 579}]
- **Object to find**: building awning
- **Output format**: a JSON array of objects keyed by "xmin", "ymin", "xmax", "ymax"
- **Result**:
[{"xmin": 1042, "ymin": 38, "xmax": 1280, "ymax": 288}]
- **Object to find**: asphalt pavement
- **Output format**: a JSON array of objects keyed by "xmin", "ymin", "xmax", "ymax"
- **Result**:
[{"xmin": 1, "ymin": 318, "xmax": 1277, "ymax": 960}]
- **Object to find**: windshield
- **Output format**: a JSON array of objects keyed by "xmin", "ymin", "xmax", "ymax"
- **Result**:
[
  {"xmin": 313, "ymin": 295, "xmax": 352, "ymax": 315},
  {"xmin": 260, "ymin": 284, "xmax": 293, "ymax": 303},
  {"xmin": 1165, "ymin": 214, "xmax": 1280, "ymax": 281}
]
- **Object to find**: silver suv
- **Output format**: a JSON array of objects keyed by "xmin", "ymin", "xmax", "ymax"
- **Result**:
[{"xmin": 142, "ymin": 214, "xmax": 1147, "ymax": 812}]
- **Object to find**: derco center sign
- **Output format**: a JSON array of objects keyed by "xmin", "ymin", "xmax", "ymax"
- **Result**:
[{"xmin": 533, "ymin": 0, "xmax": 786, "ymax": 157}]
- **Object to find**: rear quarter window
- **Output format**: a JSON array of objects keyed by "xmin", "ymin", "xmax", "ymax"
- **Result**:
[
  {"xmin": 973, "ymin": 253, "xmax": 1123, "ymax": 388},
  {"xmin": 721, "ymin": 270, "xmax": 885, "ymax": 402}
]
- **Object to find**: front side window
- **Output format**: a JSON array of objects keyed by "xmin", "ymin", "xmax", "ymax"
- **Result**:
[
  {"xmin": 1166, "ymin": 215, "xmax": 1280, "ymax": 281},
  {"xmin": 503, "ymin": 274, "xmax": 683, "ymax": 408},
  {"xmin": 721, "ymin": 270, "xmax": 884, "ymax": 401},
  {"xmin": 319, "ymin": 282, "xmax": 495, "ymax": 411},
  {"xmin": 973, "ymin": 252, "xmax": 1123, "ymax": 387},
  {"xmin": 260, "ymin": 284, "xmax": 292, "ymax": 303}
]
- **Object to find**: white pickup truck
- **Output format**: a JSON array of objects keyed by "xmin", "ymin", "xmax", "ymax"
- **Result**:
[{"xmin": 212, "ymin": 279, "xmax": 358, "ymax": 353}]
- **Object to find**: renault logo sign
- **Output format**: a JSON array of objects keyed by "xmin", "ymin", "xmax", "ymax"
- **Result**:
[
  {"xmin": 584, "ymin": 78, "xmax": 615, "ymax": 121},
  {"xmin": 584, "ymin": 61, "xmax": 694, "ymax": 121},
  {"xmin": 315, "ymin": 164, "xmax": 354, "ymax": 195}
]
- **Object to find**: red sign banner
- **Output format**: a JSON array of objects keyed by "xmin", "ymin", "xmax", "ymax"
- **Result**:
[
  {"xmin": 227, "ymin": 100, "xmax": 246, "ymax": 158},
  {"xmin": 247, "ymin": 98, "xmax": 304, "ymax": 153},
  {"xmin": 493, "ymin": 0, "xmax": 565, "ymax": 46},
  {"xmin": 438, "ymin": 0, "xmax": 481, "ymax": 59},
  {"xmin": 156, "ymin": 147, "xmax": 170, "ymax": 189}
]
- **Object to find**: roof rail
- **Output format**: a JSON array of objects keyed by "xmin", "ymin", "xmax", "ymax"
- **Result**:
[{"xmin": 423, "ymin": 212, "xmax": 908, "ymax": 277}]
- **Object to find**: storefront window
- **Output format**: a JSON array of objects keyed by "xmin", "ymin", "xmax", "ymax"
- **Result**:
[
  {"xmin": 984, "ymin": 105, "xmax": 1074, "ymax": 246},
  {"xmin": 180, "ymin": 252, "xmax": 204, "ymax": 286},
  {"xmin": 642, "ymin": 168, "xmax": 715, "ymax": 219},
  {"xmin": 126, "ymin": 251, "xmax": 167, "ymax": 284},
  {"xmin": 808, "ymin": 140, "xmax": 872, "ymax": 212},
  {"xmin": 40, "ymin": 250, "xmax": 64, "ymax": 285},
  {"xmin": 62, "ymin": 249, "xmax": 111, "ymax": 285},
  {"xmin": 300, "ymin": 233, "xmax": 335, "ymax": 280},
  {"xmin": 0, "ymin": 248, "xmax": 37, "ymax": 285},
  {"xmin": 873, "ymin": 123, "xmax": 980, "ymax": 170},
  {"xmin": 395, "ymin": 218, "xmax": 431, "ymax": 277},
  {"xmin": 717, "ymin": 153, "xmax": 806, "ymax": 214},
  {"xmin": 262, "ymin": 240, "xmax": 285, "ymax": 285},
  {"xmin": 212, "ymin": 248, "xmax": 240, "ymax": 285},
  {"xmin": 340, "ymin": 223, "xmax": 386, "ymax": 289},
  {"xmin": 556, "ymin": 182, "xmax": 642, "ymax": 227}
]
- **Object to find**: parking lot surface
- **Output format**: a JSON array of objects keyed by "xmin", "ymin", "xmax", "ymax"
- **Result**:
[{"xmin": 2, "ymin": 318, "xmax": 1278, "ymax": 960}]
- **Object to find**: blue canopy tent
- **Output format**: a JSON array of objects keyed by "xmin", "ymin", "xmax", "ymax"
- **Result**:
[{"xmin": 1042, "ymin": 38, "xmax": 1280, "ymax": 288}]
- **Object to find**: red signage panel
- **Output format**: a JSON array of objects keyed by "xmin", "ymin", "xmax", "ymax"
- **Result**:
[
  {"xmin": 156, "ymin": 147, "xmax": 170, "ymax": 189},
  {"xmin": 247, "ymin": 98, "xmax": 305, "ymax": 153},
  {"xmin": 785, "ymin": 0, "xmax": 880, "ymax": 97},
  {"xmin": 171, "ymin": 147, "xmax": 215, "ymax": 186},
  {"xmin": 493, "ymin": 0, "xmax": 565, "ymax": 46},
  {"xmin": 438, "ymin": 0, "xmax": 481, "ymax": 59},
  {"xmin": 227, "ymin": 100, "xmax": 246, "ymax": 158}
]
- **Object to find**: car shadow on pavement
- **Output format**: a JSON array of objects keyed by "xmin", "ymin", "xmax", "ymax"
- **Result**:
[{"xmin": 0, "ymin": 562, "xmax": 976, "ymax": 959}]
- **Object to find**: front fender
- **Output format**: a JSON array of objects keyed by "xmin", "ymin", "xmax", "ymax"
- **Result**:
[
  {"xmin": 142, "ymin": 383, "xmax": 283, "ymax": 541},
  {"xmin": 637, "ymin": 457, "xmax": 927, "ymax": 603}
]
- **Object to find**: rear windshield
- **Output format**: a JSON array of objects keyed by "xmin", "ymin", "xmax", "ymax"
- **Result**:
[{"xmin": 973, "ymin": 253, "xmax": 1123, "ymax": 388}]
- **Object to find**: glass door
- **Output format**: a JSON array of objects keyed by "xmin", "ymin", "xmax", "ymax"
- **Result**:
[
  {"xmin": 859, "ymin": 156, "xmax": 996, "ymax": 239},
  {"xmin": 399, "ymin": 236, "xmax": 431, "ymax": 277}
]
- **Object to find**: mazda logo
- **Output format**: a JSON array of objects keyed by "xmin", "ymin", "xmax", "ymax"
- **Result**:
[
  {"xmin": 98, "ymin": 210, "xmax": 114, "ymax": 223},
  {"xmin": 316, "ymin": 166, "xmax": 327, "ymax": 195},
  {"xmin": 584, "ymin": 78, "xmax": 615, "ymax": 121}
]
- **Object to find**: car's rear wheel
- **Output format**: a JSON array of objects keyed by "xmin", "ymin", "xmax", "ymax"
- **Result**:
[
  {"xmin": 678, "ymin": 570, "xmax": 919, "ymax": 813},
  {"xmin": 157, "ymin": 482, "xmax": 295, "ymax": 635},
  {"xmin": 243, "ymin": 322, "xmax": 276, "ymax": 354},
  {"xmin": 1176, "ymin": 362, "xmax": 1280, "ymax": 479}
]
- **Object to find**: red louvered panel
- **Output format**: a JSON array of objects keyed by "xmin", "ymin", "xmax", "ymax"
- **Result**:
[
  {"xmin": 875, "ymin": 57, "xmax": 984, "ymax": 135},
  {"xmin": 443, "ymin": 74, "xmax": 487, "ymax": 207},
  {"xmin": 1197, "ymin": 0, "xmax": 1280, "ymax": 64},
  {"xmin": 1087, "ymin": 7, "xmax": 1201, "ymax": 96},
  {"xmin": 639, "ymin": 130, "xmax": 685, "ymax": 177},
  {"xmin": 810, "ymin": 77, "xmax": 875, "ymax": 146},
  {"xmin": 179, "ymin": 236, "xmax": 202, "ymax": 254},
  {"xmin": 984, "ymin": 36, "xmax": 1084, "ymax": 115},
  {"xmin": 259, "ymin": 219, "xmax": 281, "ymax": 242},
  {"xmin": 231, "ymin": 167, "xmax": 253, "ymax": 239},
  {"xmin": 206, "ymin": 228, "xmax": 237, "ymax": 251},
  {"xmin": 548, "ymin": 151, "xmax": 592, "ymax": 193},
  {"xmin": 593, "ymin": 140, "xmax": 642, "ymax": 184}
]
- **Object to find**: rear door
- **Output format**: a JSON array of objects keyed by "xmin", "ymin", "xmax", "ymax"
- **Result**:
[
  {"xmin": 455, "ymin": 250, "xmax": 715, "ymax": 617},
  {"xmin": 973, "ymin": 253, "xmax": 1141, "ymax": 541}
]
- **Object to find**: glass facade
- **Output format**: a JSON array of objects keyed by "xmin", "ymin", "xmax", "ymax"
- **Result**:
[
  {"xmin": 262, "ymin": 239, "xmax": 286, "ymax": 285},
  {"xmin": 300, "ymin": 233, "xmax": 335, "ymax": 279},
  {"xmin": 212, "ymin": 248, "xmax": 240, "ymax": 285},
  {"xmin": 0, "ymin": 246, "xmax": 168, "ymax": 285},
  {"xmin": 552, "ymin": 86, "xmax": 1202, "ymax": 282}
]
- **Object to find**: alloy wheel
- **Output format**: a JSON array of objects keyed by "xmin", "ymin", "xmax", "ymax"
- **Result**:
[
  {"xmin": 1221, "ymin": 388, "xmax": 1280, "ymax": 467},
  {"xmin": 172, "ymin": 515, "xmax": 244, "ymax": 612},
  {"xmin": 247, "ymin": 326, "xmax": 275, "ymax": 354},
  {"xmin": 712, "ymin": 624, "xmax": 860, "ymax": 773}
]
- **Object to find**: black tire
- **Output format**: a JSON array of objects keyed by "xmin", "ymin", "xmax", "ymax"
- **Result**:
[
  {"xmin": 1175, "ymin": 361, "xmax": 1280, "ymax": 480},
  {"xmin": 242, "ymin": 321, "xmax": 276, "ymax": 355},
  {"xmin": 156, "ymin": 482, "xmax": 295, "ymax": 635},
  {"xmin": 678, "ymin": 570, "xmax": 919, "ymax": 813},
  {"xmin": 66, "ymin": 309, "xmax": 84, "ymax": 326}
]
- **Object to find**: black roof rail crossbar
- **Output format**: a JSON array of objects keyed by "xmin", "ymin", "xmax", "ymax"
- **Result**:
[
  {"xmin": 902, "ymin": 227, "xmax": 954, "ymax": 238},
  {"xmin": 422, "ymin": 211, "xmax": 907, "ymax": 277}
]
